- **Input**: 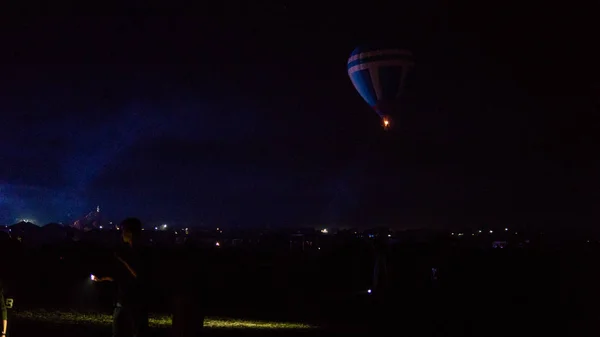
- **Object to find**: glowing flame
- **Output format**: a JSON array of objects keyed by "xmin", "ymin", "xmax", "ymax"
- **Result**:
[{"xmin": 382, "ymin": 117, "xmax": 391, "ymax": 129}]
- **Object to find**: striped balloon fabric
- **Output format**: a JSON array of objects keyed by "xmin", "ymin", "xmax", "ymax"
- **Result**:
[{"xmin": 347, "ymin": 46, "xmax": 414, "ymax": 129}]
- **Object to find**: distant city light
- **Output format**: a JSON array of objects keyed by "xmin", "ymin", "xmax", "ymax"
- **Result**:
[
  {"xmin": 154, "ymin": 227, "xmax": 158, "ymax": 231},
  {"xmin": 99, "ymin": 226, "xmax": 103, "ymax": 229},
  {"xmin": 321, "ymin": 228, "xmax": 328, "ymax": 234},
  {"xmin": 162, "ymin": 224, "xmax": 168, "ymax": 229},
  {"xmin": 489, "ymin": 230, "xmax": 493, "ymax": 234},
  {"xmin": 505, "ymin": 228, "xmax": 508, "ymax": 231},
  {"xmin": 451, "ymin": 233, "xmax": 455, "ymax": 236},
  {"xmin": 367, "ymin": 289, "xmax": 372, "ymax": 294},
  {"xmin": 478, "ymin": 230, "xmax": 482, "ymax": 233},
  {"xmin": 387, "ymin": 234, "xmax": 391, "ymax": 238},
  {"xmin": 215, "ymin": 241, "xmax": 220, "ymax": 247}
]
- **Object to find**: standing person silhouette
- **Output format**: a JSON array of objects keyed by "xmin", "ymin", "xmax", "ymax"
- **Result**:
[
  {"xmin": 93, "ymin": 218, "xmax": 148, "ymax": 337},
  {"xmin": 0, "ymin": 279, "xmax": 7, "ymax": 337},
  {"xmin": 171, "ymin": 243, "xmax": 207, "ymax": 337}
]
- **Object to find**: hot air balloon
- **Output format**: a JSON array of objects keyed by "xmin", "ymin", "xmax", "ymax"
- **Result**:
[{"xmin": 347, "ymin": 46, "xmax": 414, "ymax": 130}]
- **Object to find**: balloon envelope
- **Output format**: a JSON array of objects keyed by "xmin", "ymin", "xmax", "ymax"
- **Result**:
[{"xmin": 347, "ymin": 46, "xmax": 414, "ymax": 127}]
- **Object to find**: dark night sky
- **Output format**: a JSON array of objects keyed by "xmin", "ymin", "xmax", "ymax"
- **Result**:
[{"xmin": 0, "ymin": 2, "xmax": 598, "ymax": 228}]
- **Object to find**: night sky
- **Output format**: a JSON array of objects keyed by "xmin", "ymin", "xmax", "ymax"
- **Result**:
[{"xmin": 0, "ymin": 2, "xmax": 598, "ymax": 228}]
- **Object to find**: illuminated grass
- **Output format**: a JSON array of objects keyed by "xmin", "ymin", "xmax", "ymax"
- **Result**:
[{"xmin": 13, "ymin": 310, "xmax": 314, "ymax": 330}]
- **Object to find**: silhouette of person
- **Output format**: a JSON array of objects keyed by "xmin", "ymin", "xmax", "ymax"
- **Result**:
[
  {"xmin": 171, "ymin": 245, "xmax": 206, "ymax": 337},
  {"xmin": 93, "ymin": 218, "xmax": 148, "ymax": 337},
  {"xmin": 372, "ymin": 234, "xmax": 390, "ymax": 295},
  {"xmin": 0, "ymin": 231, "xmax": 11, "ymax": 337},
  {"xmin": 0, "ymin": 279, "xmax": 7, "ymax": 337}
]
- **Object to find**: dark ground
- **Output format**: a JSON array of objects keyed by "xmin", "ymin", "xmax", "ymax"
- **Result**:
[
  {"xmin": 3, "ymin": 238, "xmax": 600, "ymax": 336},
  {"xmin": 8, "ymin": 321, "xmax": 324, "ymax": 337}
]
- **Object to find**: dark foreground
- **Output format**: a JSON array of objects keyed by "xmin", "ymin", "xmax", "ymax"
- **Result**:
[
  {"xmin": 8, "ymin": 294, "xmax": 600, "ymax": 337},
  {"xmin": 10, "ymin": 323, "xmax": 320, "ymax": 337},
  {"xmin": 5, "ymin": 237, "xmax": 600, "ymax": 336},
  {"xmin": 9, "ymin": 310, "xmax": 327, "ymax": 337}
]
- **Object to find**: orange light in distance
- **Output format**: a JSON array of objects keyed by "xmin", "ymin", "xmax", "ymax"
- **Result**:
[{"xmin": 382, "ymin": 118, "xmax": 391, "ymax": 129}]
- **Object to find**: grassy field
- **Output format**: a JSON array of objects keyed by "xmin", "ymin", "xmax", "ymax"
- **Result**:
[
  {"xmin": 14, "ymin": 309, "xmax": 313, "ymax": 329},
  {"xmin": 10, "ymin": 309, "xmax": 322, "ymax": 337}
]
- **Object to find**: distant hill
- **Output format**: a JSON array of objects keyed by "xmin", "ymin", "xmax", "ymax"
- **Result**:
[
  {"xmin": 10, "ymin": 221, "xmax": 40, "ymax": 232},
  {"xmin": 42, "ymin": 222, "xmax": 65, "ymax": 231},
  {"xmin": 40, "ymin": 222, "xmax": 69, "ymax": 243}
]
